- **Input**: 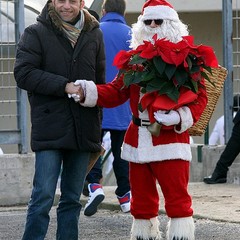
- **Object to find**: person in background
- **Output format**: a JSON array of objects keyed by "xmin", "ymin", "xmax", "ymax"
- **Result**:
[
  {"xmin": 14, "ymin": 0, "xmax": 105, "ymax": 239},
  {"xmin": 83, "ymin": 0, "xmax": 132, "ymax": 217},
  {"xmin": 209, "ymin": 94, "xmax": 240, "ymax": 145},
  {"xmin": 0, "ymin": 147, "xmax": 3, "ymax": 155},
  {"xmin": 204, "ymin": 94, "xmax": 240, "ymax": 184},
  {"xmin": 70, "ymin": 0, "xmax": 218, "ymax": 238}
]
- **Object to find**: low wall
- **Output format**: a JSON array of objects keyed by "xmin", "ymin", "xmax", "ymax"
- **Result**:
[
  {"xmin": 0, "ymin": 154, "xmax": 34, "ymax": 206},
  {"xmin": 1, "ymin": 145, "xmax": 240, "ymax": 206}
]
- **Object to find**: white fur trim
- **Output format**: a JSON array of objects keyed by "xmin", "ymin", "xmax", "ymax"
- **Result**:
[
  {"xmin": 142, "ymin": 5, "xmax": 179, "ymax": 21},
  {"xmin": 80, "ymin": 80, "xmax": 98, "ymax": 107},
  {"xmin": 167, "ymin": 217, "xmax": 195, "ymax": 240},
  {"xmin": 175, "ymin": 106, "xmax": 194, "ymax": 134},
  {"xmin": 121, "ymin": 126, "xmax": 192, "ymax": 162},
  {"xmin": 130, "ymin": 217, "xmax": 162, "ymax": 240}
]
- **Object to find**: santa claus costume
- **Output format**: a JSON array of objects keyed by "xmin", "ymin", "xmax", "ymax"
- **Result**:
[{"xmin": 76, "ymin": 0, "xmax": 215, "ymax": 239}]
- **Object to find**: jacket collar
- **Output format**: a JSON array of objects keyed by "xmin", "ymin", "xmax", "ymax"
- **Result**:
[{"xmin": 100, "ymin": 12, "xmax": 127, "ymax": 25}]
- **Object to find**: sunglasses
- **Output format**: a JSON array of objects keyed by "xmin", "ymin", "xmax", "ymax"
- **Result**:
[{"xmin": 143, "ymin": 19, "xmax": 163, "ymax": 26}]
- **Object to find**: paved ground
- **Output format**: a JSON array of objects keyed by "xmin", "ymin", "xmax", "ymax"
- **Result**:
[
  {"xmin": 0, "ymin": 182, "xmax": 240, "ymax": 239},
  {"xmin": 0, "ymin": 208, "xmax": 240, "ymax": 239},
  {"xmin": 89, "ymin": 183, "xmax": 240, "ymax": 223}
]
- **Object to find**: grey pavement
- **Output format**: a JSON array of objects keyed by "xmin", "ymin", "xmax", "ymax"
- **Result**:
[
  {"xmin": 0, "ymin": 182, "xmax": 240, "ymax": 239},
  {"xmin": 79, "ymin": 182, "xmax": 240, "ymax": 223}
]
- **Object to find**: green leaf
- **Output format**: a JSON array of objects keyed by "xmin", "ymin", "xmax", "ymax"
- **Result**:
[
  {"xmin": 201, "ymin": 71, "xmax": 215, "ymax": 87},
  {"xmin": 190, "ymin": 79, "xmax": 199, "ymax": 92},
  {"xmin": 157, "ymin": 82, "xmax": 180, "ymax": 102},
  {"xmin": 129, "ymin": 54, "xmax": 146, "ymax": 64},
  {"xmin": 186, "ymin": 56, "xmax": 193, "ymax": 70},
  {"xmin": 165, "ymin": 64, "xmax": 177, "ymax": 80},
  {"xmin": 175, "ymin": 69, "xmax": 189, "ymax": 86},
  {"xmin": 141, "ymin": 68, "xmax": 157, "ymax": 82},
  {"xmin": 167, "ymin": 87, "xmax": 180, "ymax": 102},
  {"xmin": 202, "ymin": 65, "xmax": 212, "ymax": 74},
  {"xmin": 189, "ymin": 65, "xmax": 200, "ymax": 74},
  {"xmin": 144, "ymin": 75, "xmax": 167, "ymax": 92},
  {"xmin": 158, "ymin": 81, "xmax": 174, "ymax": 93},
  {"xmin": 140, "ymin": 87, "xmax": 147, "ymax": 94},
  {"xmin": 123, "ymin": 72, "xmax": 135, "ymax": 87},
  {"xmin": 153, "ymin": 56, "xmax": 166, "ymax": 75},
  {"xmin": 138, "ymin": 103, "xmax": 143, "ymax": 112}
]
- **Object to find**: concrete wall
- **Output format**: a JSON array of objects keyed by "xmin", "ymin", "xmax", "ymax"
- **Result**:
[
  {"xmin": 1, "ymin": 146, "xmax": 240, "ymax": 206},
  {"xmin": 0, "ymin": 154, "xmax": 34, "ymax": 206}
]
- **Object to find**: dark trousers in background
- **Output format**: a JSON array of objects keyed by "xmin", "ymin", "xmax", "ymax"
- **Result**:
[
  {"xmin": 86, "ymin": 129, "xmax": 130, "ymax": 197},
  {"xmin": 214, "ymin": 121, "xmax": 240, "ymax": 175}
]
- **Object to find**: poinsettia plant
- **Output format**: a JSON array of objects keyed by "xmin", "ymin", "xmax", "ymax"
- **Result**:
[{"xmin": 113, "ymin": 35, "xmax": 218, "ymax": 104}]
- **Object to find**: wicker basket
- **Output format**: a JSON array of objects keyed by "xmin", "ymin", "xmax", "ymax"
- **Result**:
[{"xmin": 188, "ymin": 65, "xmax": 228, "ymax": 136}]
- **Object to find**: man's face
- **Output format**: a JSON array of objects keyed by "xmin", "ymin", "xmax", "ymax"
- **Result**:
[{"xmin": 52, "ymin": 0, "xmax": 85, "ymax": 22}]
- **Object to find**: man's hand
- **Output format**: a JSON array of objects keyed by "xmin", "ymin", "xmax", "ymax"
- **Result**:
[
  {"xmin": 65, "ymin": 81, "xmax": 85, "ymax": 102},
  {"xmin": 154, "ymin": 110, "xmax": 180, "ymax": 126}
]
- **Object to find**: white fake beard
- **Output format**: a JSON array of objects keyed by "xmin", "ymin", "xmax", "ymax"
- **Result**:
[{"xmin": 130, "ymin": 17, "xmax": 189, "ymax": 49}]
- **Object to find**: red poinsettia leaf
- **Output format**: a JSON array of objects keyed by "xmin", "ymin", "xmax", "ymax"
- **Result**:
[
  {"xmin": 197, "ymin": 45, "xmax": 218, "ymax": 67},
  {"xmin": 169, "ymin": 40, "xmax": 190, "ymax": 66},
  {"xmin": 182, "ymin": 35, "xmax": 195, "ymax": 47},
  {"xmin": 113, "ymin": 50, "xmax": 132, "ymax": 69},
  {"xmin": 139, "ymin": 41, "xmax": 158, "ymax": 59}
]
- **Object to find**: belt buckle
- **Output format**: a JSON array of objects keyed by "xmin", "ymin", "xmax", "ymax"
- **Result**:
[{"xmin": 141, "ymin": 119, "xmax": 150, "ymax": 127}]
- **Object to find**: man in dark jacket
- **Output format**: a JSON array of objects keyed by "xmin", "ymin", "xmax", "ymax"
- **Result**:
[{"xmin": 14, "ymin": 0, "xmax": 105, "ymax": 239}]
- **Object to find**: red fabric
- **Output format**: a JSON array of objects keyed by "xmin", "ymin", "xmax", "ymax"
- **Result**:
[
  {"xmin": 140, "ymin": 87, "xmax": 199, "ymax": 123},
  {"xmin": 142, "ymin": 0, "xmax": 173, "ymax": 13},
  {"xmin": 130, "ymin": 160, "xmax": 193, "ymax": 219},
  {"xmin": 96, "ymin": 77, "xmax": 207, "ymax": 148}
]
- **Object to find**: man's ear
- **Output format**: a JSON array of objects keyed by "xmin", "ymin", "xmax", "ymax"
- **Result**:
[
  {"xmin": 102, "ymin": 8, "xmax": 106, "ymax": 16},
  {"xmin": 80, "ymin": 0, "xmax": 85, "ymax": 9}
]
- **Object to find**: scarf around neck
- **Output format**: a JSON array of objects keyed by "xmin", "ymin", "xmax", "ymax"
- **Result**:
[{"xmin": 48, "ymin": 3, "xmax": 85, "ymax": 47}]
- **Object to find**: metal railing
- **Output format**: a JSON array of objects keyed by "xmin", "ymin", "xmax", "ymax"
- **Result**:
[
  {"xmin": 0, "ymin": 0, "xmax": 239, "ymax": 153},
  {"xmin": 0, "ymin": 0, "xmax": 27, "ymax": 153}
]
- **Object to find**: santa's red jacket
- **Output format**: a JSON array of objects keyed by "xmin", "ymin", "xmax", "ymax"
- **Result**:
[{"xmin": 81, "ymin": 76, "xmax": 207, "ymax": 163}]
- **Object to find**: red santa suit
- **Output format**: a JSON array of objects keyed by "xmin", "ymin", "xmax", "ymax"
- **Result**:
[
  {"xmin": 80, "ymin": 75, "xmax": 207, "ymax": 239},
  {"xmin": 78, "ymin": 0, "xmax": 212, "ymax": 239}
]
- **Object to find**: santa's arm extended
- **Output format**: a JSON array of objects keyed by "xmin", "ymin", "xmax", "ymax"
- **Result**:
[{"xmin": 74, "ymin": 74, "xmax": 130, "ymax": 108}]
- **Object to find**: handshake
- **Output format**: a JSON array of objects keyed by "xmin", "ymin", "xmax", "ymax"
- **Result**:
[{"xmin": 66, "ymin": 80, "xmax": 86, "ymax": 102}]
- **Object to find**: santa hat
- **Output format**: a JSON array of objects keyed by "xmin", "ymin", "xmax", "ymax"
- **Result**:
[{"xmin": 141, "ymin": 0, "xmax": 179, "ymax": 21}]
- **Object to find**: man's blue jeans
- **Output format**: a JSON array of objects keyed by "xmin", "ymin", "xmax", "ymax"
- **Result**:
[{"xmin": 22, "ymin": 150, "xmax": 90, "ymax": 240}]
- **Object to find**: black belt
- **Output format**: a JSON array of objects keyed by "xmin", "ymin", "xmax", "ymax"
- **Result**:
[{"xmin": 132, "ymin": 115, "xmax": 150, "ymax": 127}]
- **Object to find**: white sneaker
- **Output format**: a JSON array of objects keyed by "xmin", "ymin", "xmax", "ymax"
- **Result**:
[
  {"xmin": 84, "ymin": 183, "xmax": 105, "ymax": 216},
  {"xmin": 117, "ymin": 191, "xmax": 131, "ymax": 213}
]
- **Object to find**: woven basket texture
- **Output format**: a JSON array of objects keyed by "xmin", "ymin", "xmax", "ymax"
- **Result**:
[{"xmin": 188, "ymin": 65, "xmax": 228, "ymax": 136}]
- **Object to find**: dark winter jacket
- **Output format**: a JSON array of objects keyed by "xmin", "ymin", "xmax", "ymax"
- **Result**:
[{"xmin": 14, "ymin": 1, "xmax": 105, "ymax": 152}]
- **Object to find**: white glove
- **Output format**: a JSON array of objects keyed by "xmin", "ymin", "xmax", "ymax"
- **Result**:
[
  {"xmin": 68, "ymin": 93, "xmax": 81, "ymax": 102},
  {"xmin": 154, "ymin": 110, "xmax": 180, "ymax": 126}
]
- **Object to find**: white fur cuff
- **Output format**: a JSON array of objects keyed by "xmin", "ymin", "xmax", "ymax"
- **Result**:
[
  {"xmin": 167, "ymin": 216, "xmax": 195, "ymax": 240},
  {"xmin": 80, "ymin": 80, "xmax": 98, "ymax": 107},
  {"xmin": 130, "ymin": 217, "xmax": 162, "ymax": 240},
  {"xmin": 175, "ymin": 106, "xmax": 193, "ymax": 134}
]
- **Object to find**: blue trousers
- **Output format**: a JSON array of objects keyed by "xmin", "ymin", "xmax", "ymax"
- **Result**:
[{"xmin": 22, "ymin": 150, "xmax": 90, "ymax": 240}]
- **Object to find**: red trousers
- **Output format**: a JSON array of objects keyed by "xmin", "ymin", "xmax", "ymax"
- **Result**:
[{"xmin": 129, "ymin": 159, "xmax": 193, "ymax": 219}]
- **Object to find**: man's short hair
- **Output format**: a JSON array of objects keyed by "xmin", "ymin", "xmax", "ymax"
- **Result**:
[{"xmin": 102, "ymin": 0, "xmax": 126, "ymax": 16}]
